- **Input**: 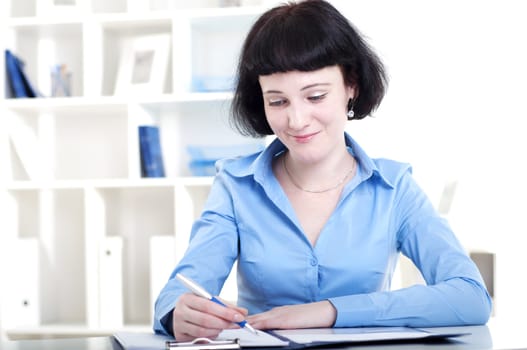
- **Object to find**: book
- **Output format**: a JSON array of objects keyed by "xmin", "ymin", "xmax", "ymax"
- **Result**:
[
  {"xmin": 139, "ymin": 126, "xmax": 166, "ymax": 178},
  {"xmin": 5, "ymin": 49, "xmax": 39, "ymax": 98}
]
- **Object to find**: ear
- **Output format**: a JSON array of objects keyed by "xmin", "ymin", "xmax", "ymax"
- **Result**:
[{"xmin": 347, "ymin": 84, "xmax": 358, "ymax": 101}]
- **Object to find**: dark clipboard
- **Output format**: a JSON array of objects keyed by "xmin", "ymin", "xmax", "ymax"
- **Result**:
[{"xmin": 270, "ymin": 327, "xmax": 471, "ymax": 347}]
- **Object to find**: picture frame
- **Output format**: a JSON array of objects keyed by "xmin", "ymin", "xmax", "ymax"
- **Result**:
[{"xmin": 114, "ymin": 34, "xmax": 171, "ymax": 96}]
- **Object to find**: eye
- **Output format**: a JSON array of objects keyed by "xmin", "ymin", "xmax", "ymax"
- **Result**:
[
  {"xmin": 308, "ymin": 92, "xmax": 328, "ymax": 102},
  {"xmin": 268, "ymin": 98, "xmax": 287, "ymax": 107}
]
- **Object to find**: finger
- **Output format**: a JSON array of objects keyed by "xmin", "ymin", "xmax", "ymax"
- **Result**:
[
  {"xmin": 246, "ymin": 312, "xmax": 274, "ymax": 330},
  {"xmin": 176, "ymin": 293, "xmax": 246, "ymax": 332},
  {"xmin": 216, "ymin": 297, "xmax": 249, "ymax": 317},
  {"xmin": 174, "ymin": 294, "xmax": 228, "ymax": 339},
  {"xmin": 185, "ymin": 298, "xmax": 235, "ymax": 329},
  {"xmin": 195, "ymin": 296, "xmax": 248, "ymax": 326},
  {"xmin": 174, "ymin": 311, "xmax": 223, "ymax": 340},
  {"xmin": 175, "ymin": 320, "xmax": 223, "ymax": 341}
]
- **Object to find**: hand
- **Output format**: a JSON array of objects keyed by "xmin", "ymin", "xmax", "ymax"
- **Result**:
[
  {"xmin": 247, "ymin": 301, "xmax": 336, "ymax": 330},
  {"xmin": 172, "ymin": 293, "xmax": 249, "ymax": 341}
]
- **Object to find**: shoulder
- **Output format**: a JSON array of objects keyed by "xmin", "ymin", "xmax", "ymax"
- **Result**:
[
  {"xmin": 372, "ymin": 158, "xmax": 413, "ymax": 187},
  {"xmin": 345, "ymin": 133, "xmax": 412, "ymax": 189},
  {"xmin": 215, "ymin": 138, "xmax": 284, "ymax": 180},
  {"xmin": 215, "ymin": 152, "xmax": 260, "ymax": 177}
]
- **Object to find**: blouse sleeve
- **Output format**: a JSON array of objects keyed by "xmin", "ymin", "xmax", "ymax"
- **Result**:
[
  {"xmin": 329, "ymin": 171, "xmax": 492, "ymax": 327},
  {"xmin": 153, "ymin": 173, "xmax": 239, "ymax": 335}
]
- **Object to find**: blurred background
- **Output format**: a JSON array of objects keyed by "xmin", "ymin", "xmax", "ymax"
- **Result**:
[{"xmin": 1, "ymin": 0, "xmax": 526, "ymax": 340}]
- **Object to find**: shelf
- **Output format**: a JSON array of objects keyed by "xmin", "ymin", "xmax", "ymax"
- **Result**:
[
  {"xmin": 4, "ymin": 177, "xmax": 214, "ymax": 190},
  {"xmin": 98, "ymin": 15, "xmax": 171, "ymax": 33},
  {"xmin": 5, "ymin": 6, "xmax": 265, "ymax": 27},
  {"xmin": 5, "ymin": 324, "xmax": 152, "ymax": 340},
  {"xmin": 3, "ymin": 93, "xmax": 233, "ymax": 111},
  {"xmin": 5, "ymin": 22, "xmax": 84, "ymax": 98},
  {"xmin": 3, "ymin": 96, "xmax": 129, "ymax": 113},
  {"xmin": 0, "ymin": 0, "xmax": 260, "ymax": 337},
  {"xmin": 5, "ymin": 17, "xmax": 85, "ymax": 27},
  {"xmin": 183, "ymin": 5, "xmax": 267, "ymax": 19}
]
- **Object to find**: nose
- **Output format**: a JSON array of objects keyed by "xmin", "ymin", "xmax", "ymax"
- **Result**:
[{"xmin": 287, "ymin": 102, "xmax": 310, "ymax": 130}]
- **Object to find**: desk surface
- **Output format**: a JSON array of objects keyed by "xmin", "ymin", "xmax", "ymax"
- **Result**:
[{"xmin": 1, "ymin": 320, "xmax": 526, "ymax": 350}]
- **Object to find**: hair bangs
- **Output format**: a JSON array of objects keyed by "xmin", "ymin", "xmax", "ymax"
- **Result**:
[{"xmin": 246, "ymin": 13, "xmax": 337, "ymax": 76}]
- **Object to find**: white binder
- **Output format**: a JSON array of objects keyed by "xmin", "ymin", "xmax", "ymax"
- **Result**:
[
  {"xmin": 2, "ymin": 238, "xmax": 40, "ymax": 327},
  {"xmin": 98, "ymin": 236, "xmax": 124, "ymax": 327},
  {"xmin": 149, "ymin": 235, "xmax": 176, "ymax": 322}
]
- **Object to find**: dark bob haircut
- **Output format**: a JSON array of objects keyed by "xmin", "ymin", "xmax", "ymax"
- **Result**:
[{"xmin": 230, "ymin": 0, "xmax": 388, "ymax": 137}]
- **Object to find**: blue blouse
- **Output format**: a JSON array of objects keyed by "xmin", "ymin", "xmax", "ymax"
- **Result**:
[{"xmin": 154, "ymin": 133, "xmax": 491, "ymax": 335}]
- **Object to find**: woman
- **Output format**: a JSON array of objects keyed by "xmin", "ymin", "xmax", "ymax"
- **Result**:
[{"xmin": 154, "ymin": 0, "xmax": 491, "ymax": 340}]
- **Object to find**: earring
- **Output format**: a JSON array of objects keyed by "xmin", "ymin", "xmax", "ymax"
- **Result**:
[{"xmin": 347, "ymin": 98, "xmax": 355, "ymax": 120}]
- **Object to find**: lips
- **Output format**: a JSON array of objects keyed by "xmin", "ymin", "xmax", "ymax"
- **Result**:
[{"xmin": 291, "ymin": 131, "xmax": 319, "ymax": 143}]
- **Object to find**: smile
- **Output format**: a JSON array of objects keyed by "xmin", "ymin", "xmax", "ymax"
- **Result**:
[{"xmin": 291, "ymin": 132, "xmax": 319, "ymax": 143}]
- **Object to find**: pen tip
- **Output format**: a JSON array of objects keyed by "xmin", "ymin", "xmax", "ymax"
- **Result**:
[{"xmin": 245, "ymin": 324, "xmax": 258, "ymax": 335}]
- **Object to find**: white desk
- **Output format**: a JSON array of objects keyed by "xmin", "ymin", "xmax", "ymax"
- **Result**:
[{"xmin": 0, "ymin": 319, "xmax": 525, "ymax": 350}]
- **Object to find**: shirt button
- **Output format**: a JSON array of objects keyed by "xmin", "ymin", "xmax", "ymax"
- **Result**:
[{"xmin": 310, "ymin": 258, "xmax": 318, "ymax": 266}]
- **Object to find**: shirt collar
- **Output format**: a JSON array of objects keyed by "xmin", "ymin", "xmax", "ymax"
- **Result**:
[
  {"xmin": 220, "ymin": 132, "xmax": 395, "ymax": 189},
  {"xmin": 343, "ymin": 134, "xmax": 395, "ymax": 189}
]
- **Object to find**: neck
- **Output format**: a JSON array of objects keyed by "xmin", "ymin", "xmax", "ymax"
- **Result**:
[{"xmin": 282, "ymin": 151, "xmax": 356, "ymax": 194}]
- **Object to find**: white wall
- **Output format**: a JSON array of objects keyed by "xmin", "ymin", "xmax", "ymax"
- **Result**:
[{"xmin": 333, "ymin": 0, "xmax": 527, "ymax": 321}]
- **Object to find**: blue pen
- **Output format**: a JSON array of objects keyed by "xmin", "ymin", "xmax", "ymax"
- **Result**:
[{"xmin": 176, "ymin": 273, "xmax": 258, "ymax": 335}]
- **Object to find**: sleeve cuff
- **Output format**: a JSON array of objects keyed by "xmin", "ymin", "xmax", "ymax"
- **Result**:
[{"xmin": 328, "ymin": 294, "xmax": 378, "ymax": 327}]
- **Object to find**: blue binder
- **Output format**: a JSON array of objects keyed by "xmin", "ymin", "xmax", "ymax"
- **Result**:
[
  {"xmin": 5, "ymin": 49, "xmax": 39, "ymax": 98},
  {"xmin": 139, "ymin": 126, "xmax": 166, "ymax": 178}
]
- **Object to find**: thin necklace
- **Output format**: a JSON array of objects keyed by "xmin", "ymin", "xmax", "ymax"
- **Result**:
[{"xmin": 282, "ymin": 154, "xmax": 356, "ymax": 194}]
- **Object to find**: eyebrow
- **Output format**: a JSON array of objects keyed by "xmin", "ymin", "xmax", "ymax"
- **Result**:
[{"xmin": 263, "ymin": 83, "xmax": 331, "ymax": 95}]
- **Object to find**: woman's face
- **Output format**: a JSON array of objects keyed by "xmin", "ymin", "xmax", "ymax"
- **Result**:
[{"xmin": 259, "ymin": 65, "xmax": 355, "ymax": 164}]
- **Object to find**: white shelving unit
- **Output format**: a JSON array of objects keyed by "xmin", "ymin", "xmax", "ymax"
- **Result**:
[{"xmin": 0, "ymin": 0, "xmax": 269, "ymax": 339}]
